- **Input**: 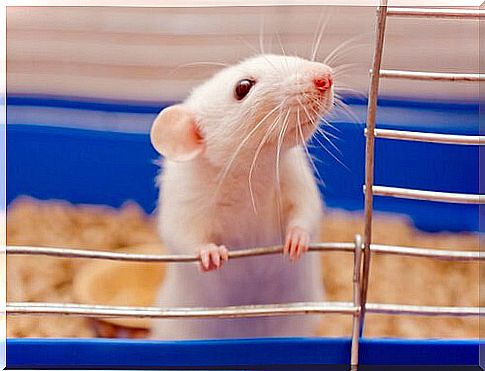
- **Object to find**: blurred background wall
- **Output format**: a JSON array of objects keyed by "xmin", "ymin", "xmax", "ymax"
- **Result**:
[{"xmin": 7, "ymin": 6, "xmax": 478, "ymax": 104}]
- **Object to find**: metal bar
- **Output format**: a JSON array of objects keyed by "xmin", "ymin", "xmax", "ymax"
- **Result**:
[
  {"xmin": 350, "ymin": 235, "xmax": 363, "ymax": 370},
  {"xmin": 6, "ymin": 243, "xmax": 355, "ymax": 262},
  {"xmin": 7, "ymin": 243, "xmax": 481, "ymax": 262},
  {"xmin": 387, "ymin": 8, "xmax": 484, "ymax": 19},
  {"xmin": 7, "ymin": 301, "xmax": 482, "ymax": 318},
  {"xmin": 371, "ymin": 244, "xmax": 482, "ymax": 262},
  {"xmin": 367, "ymin": 128, "xmax": 484, "ymax": 145},
  {"xmin": 361, "ymin": 0, "xmax": 388, "ymax": 336},
  {"xmin": 7, "ymin": 301, "xmax": 358, "ymax": 319},
  {"xmin": 379, "ymin": 69, "xmax": 484, "ymax": 82},
  {"xmin": 366, "ymin": 303, "xmax": 481, "ymax": 317},
  {"xmin": 370, "ymin": 185, "xmax": 484, "ymax": 204}
]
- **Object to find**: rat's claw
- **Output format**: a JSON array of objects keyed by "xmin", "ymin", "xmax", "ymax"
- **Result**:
[
  {"xmin": 200, "ymin": 248, "xmax": 211, "ymax": 270},
  {"xmin": 210, "ymin": 246, "xmax": 221, "ymax": 267},
  {"xmin": 198, "ymin": 244, "xmax": 229, "ymax": 272},
  {"xmin": 296, "ymin": 233, "xmax": 309, "ymax": 260},
  {"xmin": 284, "ymin": 226, "xmax": 310, "ymax": 262},
  {"xmin": 219, "ymin": 245, "xmax": 229, "ymax": 262}
]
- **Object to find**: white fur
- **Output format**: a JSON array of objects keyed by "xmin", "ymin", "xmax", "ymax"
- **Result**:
[{"xmin": 152, "ymin": 54, "xmax": 333, "ymax": 339}]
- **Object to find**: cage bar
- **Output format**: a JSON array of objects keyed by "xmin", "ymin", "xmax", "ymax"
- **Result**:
[
  {"xmin": 370, "ymin": 185, "xmax": 484, "ymax": 204},
  {"xmin": 367, "ymin": 128, "xmax": 484, "ymax": 145},
  {"xmin": 366, "ymin": 303, "xmax": 481, "ymax": 317},
  {"xmin": 379, "ymin": 70, "xmax": 484, "ymax": 82},
  {"xmin": 361, "ymin": 0, "xmax": 388, "ymax": 336},
  {"xmin": 8, "ymin": 242, "xmax": 481, "ymax": 262},
  {"xmin": 350, "ymin": 235, "xmax": 363, "ymax": 369},
  {"xmin": 7, "ymin": 302, "xmax": 358, "ymax": 319},
  {"xmin": 387, "ymin": 8, "xmax": 484, "ymax": 19},
  {"xmin": 6, "ymin": 243, "xmax": 355, "ymax": 262},
  {"xmin": 371, "ymin": 244, "xmax": 482, "ymax": 262},
  {"xmin": 8, "ymin": 302, "xmax": 483, "ymax": 319}
]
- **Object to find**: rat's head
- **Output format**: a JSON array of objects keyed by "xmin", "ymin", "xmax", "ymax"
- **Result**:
[{"xmin": 151, "ymin": 54, "xmax": 334, "ymax": 167}]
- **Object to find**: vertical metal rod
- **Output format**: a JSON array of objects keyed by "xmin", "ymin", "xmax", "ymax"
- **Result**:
[
  {"xmin": 350, "ymin": 234, "xmax": 363, "ymax": 370},
  {"xmin": 360, "ymin": 0, "xmax": 388, "ymax": 335}
]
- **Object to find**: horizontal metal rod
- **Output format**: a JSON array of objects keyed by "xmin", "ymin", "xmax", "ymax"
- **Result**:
[
  {"xmin": 7, "ymin": 302, "xmax": 358, "ymax": 319},
  {"xmin": 387, "ymin": 8, "xmax": 484, "ymax": 19},
  {"xmin": 7, "ymin": 301, "xmax": 482, "ymax": 318},
  {"xmin": 371, "ymin": 244, "xmax": 481, "ymax": 262},
  {"xmin": 366, "ymin": 303, "xmax": 481, "ymax": 317},
  {"xmin": 366, "ymin": 128, "xmax": 484, "ymax": 145},
  {"xmin": 379, "ymin": 69, "xmax": 483, "ymax": 82},
  {"xmin": 6, "ymin": 243, "xmax": 355, "ymax": 262},
  {"xmin": 7, "ymin": 242, "xmax": 481, "ymax": 262},
  {"xmin": 369, "ymin": 185, "xmax": 484, "ymax": 204}
]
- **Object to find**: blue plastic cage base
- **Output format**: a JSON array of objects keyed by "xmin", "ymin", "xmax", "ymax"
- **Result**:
[{"xmin": 6, "ymin": 337, "xmax": 483, "ymax": 369}]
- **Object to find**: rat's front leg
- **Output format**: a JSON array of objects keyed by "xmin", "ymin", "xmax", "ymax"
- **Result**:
[
  {"xmin": 159, "ymin": 201, "xmax": 229, "ymax": 272},
  {"xmin": 281, "ymin": 147, "xmax": 323, "ymax": 262}
]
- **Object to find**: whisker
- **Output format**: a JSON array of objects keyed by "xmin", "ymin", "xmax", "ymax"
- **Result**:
[
  {"xmin": 248, "ymin": 106, "xmax": 287, "ymax": 213},
  {"xmin": 313, "ymin": 123, "xmax": 343, "ymax": 156},
  {"xmin": 311, "ymin": 11, "xmax": 330, "ymax": 62},
  {"xmin": 237, "ymin": 34, "xmax": 278, "ymax": 73},
  {"xmin": 275, "ymin": 109, "xmax": 291, "ymax": 241},
  {"xmin": 307, "ymin": 110, "xmax": 343, "ymax": 156},
  {"xmin": 296, "ymin": 99, "xmax": 326, "ymax": 186},
  {"xmin": 332, "ymin": 62, "xmax": 364, "ymax": 74},
  {"xmin": 275, "ymin": 108, "xmax": 291, "ymax": 189},
  {"xmin": 323, "ymin": 33, "xmax": 370, "ymax": 66},
  {"xmin": 310, "ymin": 122, "xmax": 350, "ymax": 172},
  {"xmin": 325, "ymin": 43, "xmax": 370, "ymax": 67},
  {"xmin": 332, "ymin": 69, "xmax": 366, "ymax": 83},
  {"xmin": 299, "ymin": 96, "xmax": 350, "ymax": 173},
  {"xmin": 306, "ymin": 104, "xmax": 341, "ymax": 141},
  {"xmin": 334, "ymin": 84, "xmax": 366, "ymax": 97},
  {"xmin": 295, "ymin": 110, "xmax": 325, "ymax": 187},
  {"xmin": 275, "ymin": 32, "xmax": 292, "ymax": 76},
  {"xmin": 253, "ymin": 38, "xmax": 279, "ymax": 72},
  {"xmin": 317, "ymin": 126, "xmax": 340, "ymax": 141},
  {"xmin": 238, "ymin": 36, "xmax": 262, "ymax": 56},
  {"xmin": 176, "ymin": 61, "xmax": 229, "ymax": 68},
  {"xmin": 276, "ymin": 32, "xmax": 287, "ymax": 57},
  {"xmin": 214, "ymin": 103, "xmax": 283, "ymax": 202},
  {"xmin": 259, "ymin": 16, "xmax": 266, "ymax": 55},
  {"xmin": 334, "ymin": 98, "xmax": 363, "ymax": 125},
  {"xmin": 304, "ymin": 94, "xmax": 342, "ymax": 133},
  {"xmin": 168, "ymin": 61, "xmax": 228, "ymax": 78}
]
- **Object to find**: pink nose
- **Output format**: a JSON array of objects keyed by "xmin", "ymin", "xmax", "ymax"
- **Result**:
[{"xmin": 313, "ymin": 74, "xmax": 333, "ymax": 93}]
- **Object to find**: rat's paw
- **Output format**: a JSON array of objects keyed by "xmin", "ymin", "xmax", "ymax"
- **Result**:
[
  {"xmin": 284, "ymin": 226, "xmax": 310, "ymax": 262},
  {"xmin": 198, "ymin": 244, "xmax": 229, "ymax": 272}
]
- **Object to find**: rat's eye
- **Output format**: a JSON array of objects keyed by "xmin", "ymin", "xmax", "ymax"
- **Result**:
[{"xmin": 234, "ymin": 79, "xmax": 255, "ymax": 100}]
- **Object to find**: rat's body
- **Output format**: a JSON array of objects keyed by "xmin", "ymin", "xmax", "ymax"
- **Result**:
[{"xmin": 151, "ymin": 54, "xmax": 334, "ymax": 339}]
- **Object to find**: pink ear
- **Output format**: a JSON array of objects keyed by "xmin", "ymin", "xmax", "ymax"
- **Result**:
[{"xmin": 150, "ymin": 105, "xmax": 204, "ymax": 161}]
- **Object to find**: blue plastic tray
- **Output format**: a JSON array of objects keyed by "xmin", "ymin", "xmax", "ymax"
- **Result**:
[
  {"xmin": 6, "ymin": 94, "xmax": 482, "ymax": 368},
  {"xmin": 7, "ymin": 337, "xmax": 483, "ymax": 369}
]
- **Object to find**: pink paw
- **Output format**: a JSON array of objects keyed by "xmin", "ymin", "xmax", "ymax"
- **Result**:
[
  {"xmin": 198, "ymin": 244, "xmax": 229, "ymax": 272},
  {"xmin": 284, "ymin": 226, "xmax": 310, "ymax": 262}
]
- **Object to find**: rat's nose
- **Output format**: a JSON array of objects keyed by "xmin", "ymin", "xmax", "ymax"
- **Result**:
[{"xmin": 313, "ymin": 74, "xmax": 333, "ymax": 93}]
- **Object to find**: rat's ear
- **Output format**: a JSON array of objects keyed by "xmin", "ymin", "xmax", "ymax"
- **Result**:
[{"xmin": 150, "ymin": 105, "xmax": 204, "ymax": 161}]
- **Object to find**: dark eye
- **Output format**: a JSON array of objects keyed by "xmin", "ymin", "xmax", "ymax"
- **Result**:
[{"xmin": 234, "ymin": 79, "xmax": 255, "ymax": 100}]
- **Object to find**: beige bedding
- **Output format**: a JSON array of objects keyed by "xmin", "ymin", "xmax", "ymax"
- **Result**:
[{"xmin": 6, "ymin": 197, "xmax": 480, "ymax": 339}]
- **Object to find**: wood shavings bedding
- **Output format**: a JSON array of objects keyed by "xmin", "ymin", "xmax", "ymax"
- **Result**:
[{"xmin": 6, "ymin": 197, "xmax": 479, "ymax": 339}]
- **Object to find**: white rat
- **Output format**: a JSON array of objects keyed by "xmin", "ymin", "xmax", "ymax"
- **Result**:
[{"xmin": 150, "ymin": 54, "xmax": 334, "ymax": 339}]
